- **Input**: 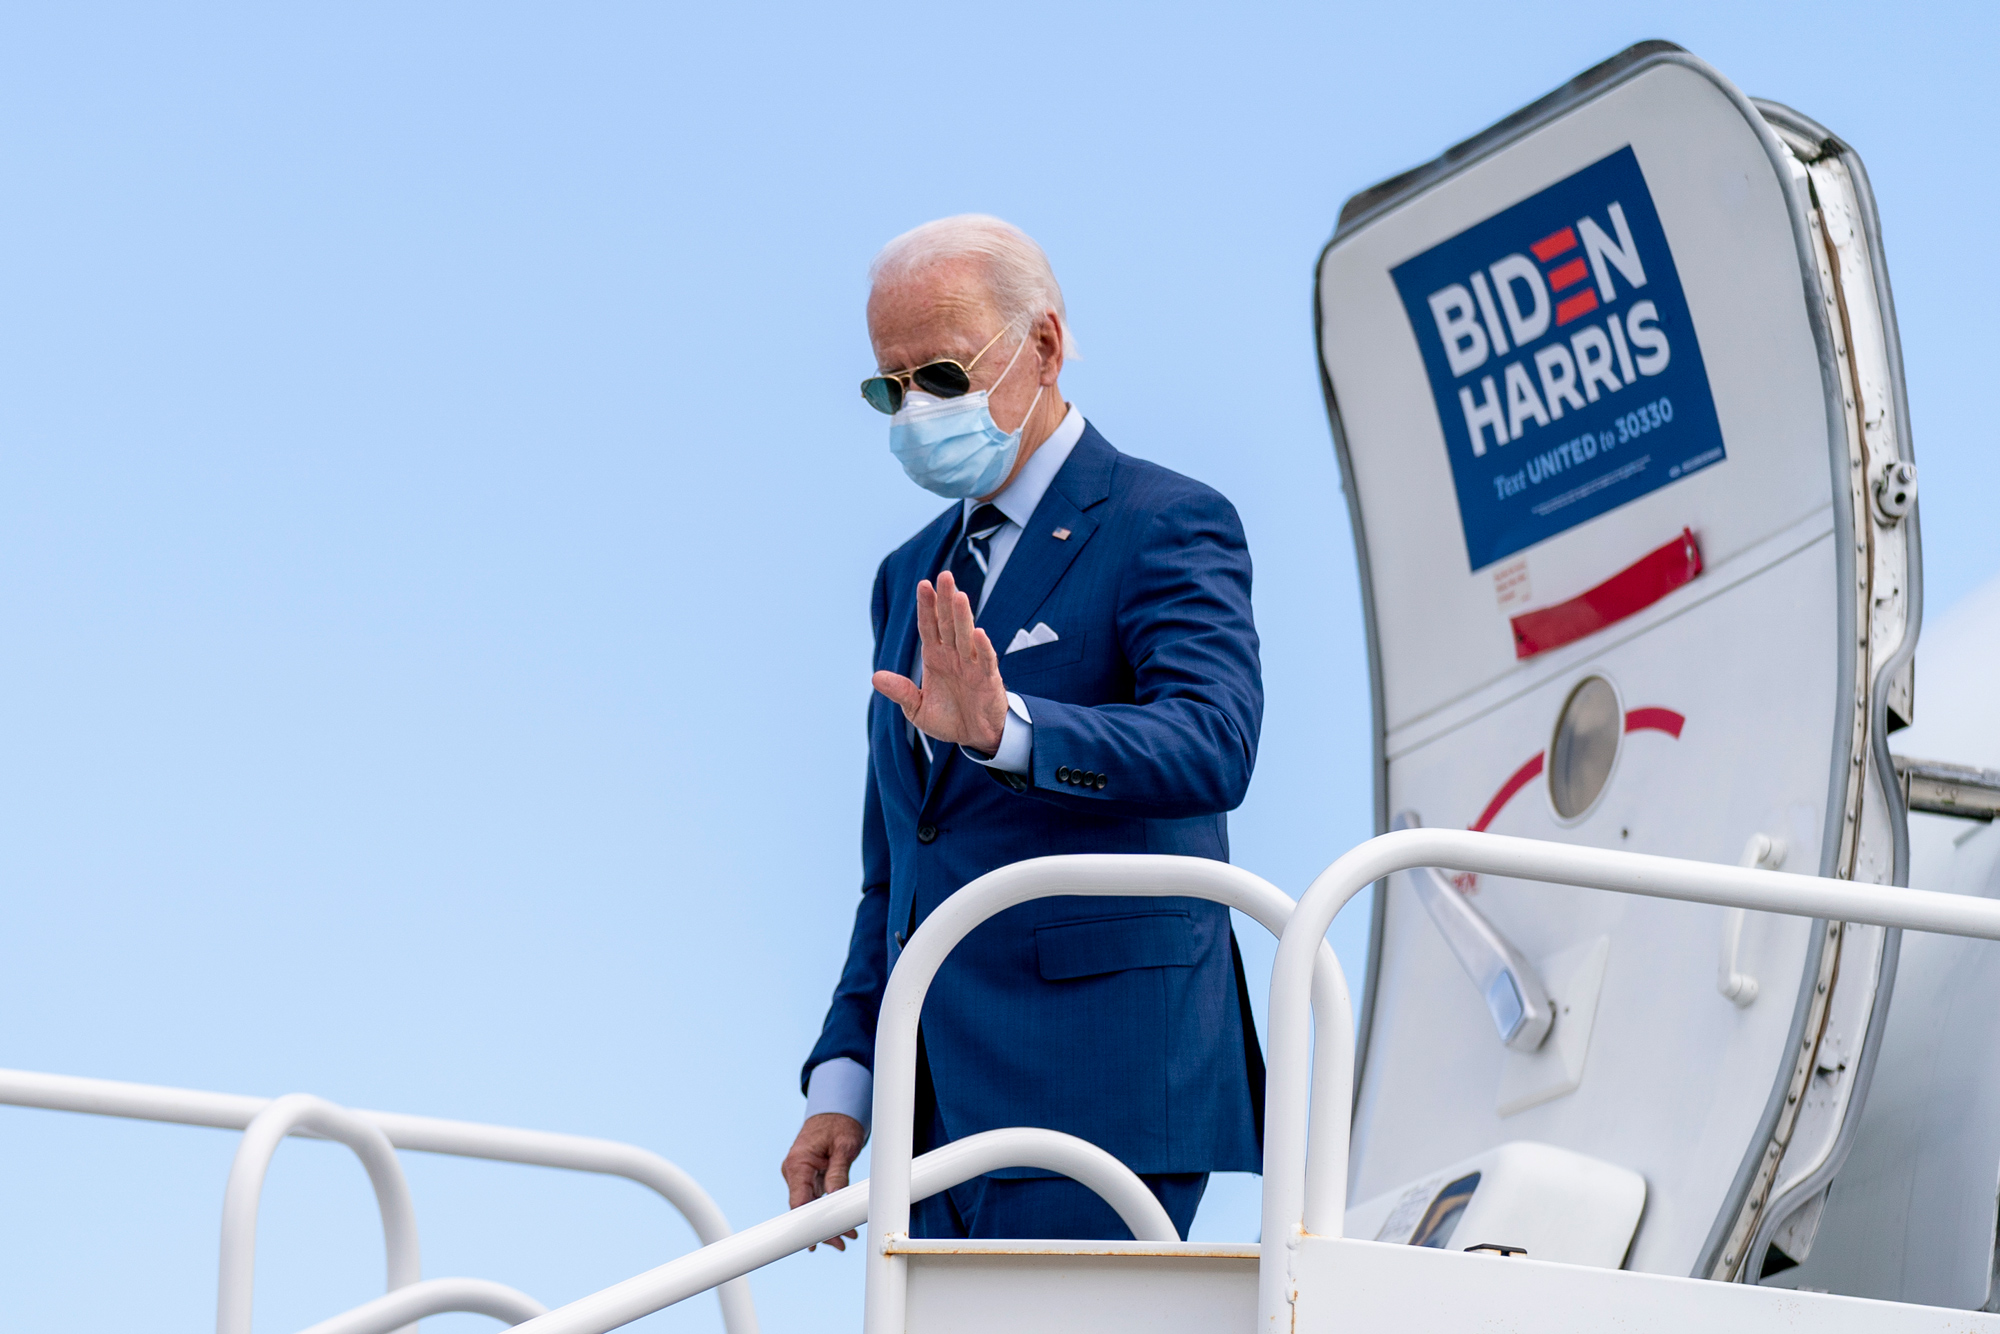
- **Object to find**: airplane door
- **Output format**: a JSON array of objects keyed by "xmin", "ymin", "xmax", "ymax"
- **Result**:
[{"xmin": 1314, "ymin": 42, "xmax": 1917, "ymax": 1280}]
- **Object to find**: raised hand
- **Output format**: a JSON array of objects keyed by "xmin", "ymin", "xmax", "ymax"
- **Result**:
[{"xmin": 872, "ymin": 570, "xmax": 1009, "ymax": 755}]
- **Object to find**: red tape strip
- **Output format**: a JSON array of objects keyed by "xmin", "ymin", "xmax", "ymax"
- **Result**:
[{"xmin": 1510, "ymin": 528, "xmax": 1702, "ymax": 659}]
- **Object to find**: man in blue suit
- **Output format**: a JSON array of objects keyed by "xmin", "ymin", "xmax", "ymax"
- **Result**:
[{"xmin": 781, "ymin": 214, "xmax": 1264, "ymax": 1243}]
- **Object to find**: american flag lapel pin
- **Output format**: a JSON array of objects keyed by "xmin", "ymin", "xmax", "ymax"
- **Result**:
[{"xmin": 1052, "ymin": 527, "xmax": 1071, "ymax": 540}]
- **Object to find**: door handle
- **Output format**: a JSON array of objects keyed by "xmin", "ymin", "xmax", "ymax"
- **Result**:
[
  {"xmin": 1719, "ymin": 833, "xmax": 1786, "ymax": 1006},
  {"xmin": 1394, "ymin": 811, "xmax": 1554, "ymax": 1051}
]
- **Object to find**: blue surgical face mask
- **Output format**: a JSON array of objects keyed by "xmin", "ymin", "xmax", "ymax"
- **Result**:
[{"xmin": 888, "ymin": 335, "xmax": 1044, "ymax": 500}]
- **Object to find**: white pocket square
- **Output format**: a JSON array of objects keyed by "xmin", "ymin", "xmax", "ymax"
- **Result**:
[{"xmin": 1006, "ymin": 622, "xmax": 1059, "ymax": 654}]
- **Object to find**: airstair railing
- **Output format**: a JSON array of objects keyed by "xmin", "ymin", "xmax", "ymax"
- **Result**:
[
  {"xmin": 1258, "ymin": 827, "xmax": 2000, "ymax": 1334},
  {"xmin": 219, "ymin": 1093, "xmax": 422, "ymax": 1334},
  {"xmin": 503, "ymin": 1124, "xmax": 1178, "ymax": 1334},
  {"xmin": 494, "ymin": 854, "xmax": 1348, "ymax": 1334},
  {"xmin": 859, "ymin": 854, "xmax": 1353, "ymax": 1334},
  {"xmin": 0, "ymin": 1067, "xmax": 756, "ymax": 1334},
  {"xmin": 296, "ymin": 1277, "xmax": 547, "ymax": 1334},
  {"xmin": 230, "ymin": 837, "xmax": 2000, "ymax": 1334}
]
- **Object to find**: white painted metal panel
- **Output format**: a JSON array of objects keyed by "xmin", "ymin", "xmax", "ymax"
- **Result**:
[
  {"xmin": 1354, "ymin": 539, "xmax": 1833, "ymax": 1271},
  {"xmin": 1290, "ymin": 1236, "xmax": 2000, "ymax": 1333},
  {"xmin": 904, "ymin": 1249, "xmax": 1255, "ymax": 1334},
  {"xmin": 1321, "ymin": 63, "xmax": 1828, "ymax": 730},
  {"xmin": 1316, "ymin": 43, "xmax": 1916, "ymax": 1282}
]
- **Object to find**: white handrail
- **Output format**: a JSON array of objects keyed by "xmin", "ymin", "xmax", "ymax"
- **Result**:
[
  {"xmin": 0, "ymin": 1068, "xmax": 755, "ymax": 1334},
  {"xmin": 335, "ymin": 1109, "xmax": 756, "ymax": 1334},
  {"xmin": 219, "ymin": 1094, "xmax": 422, "ymax": 1334},
  {"xmin": 505, "ymin": 1125, "xmax": 1177, "ymax": 1334},
  {"xmin": 1257, "ymin": 828, "xmax": 2000, "ymax": 1333},
  {"xmin": 862, "ymin": 854, "xmax": 1351, "ymax": 1334},
  {"xmin": 296, "ymin": 1277, "xmax": 548, "ymax": 1334}
]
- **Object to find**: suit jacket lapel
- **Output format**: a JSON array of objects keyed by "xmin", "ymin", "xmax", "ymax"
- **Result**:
[{"xmin": 974, "ymin": 424, "xmax": 1118, "ymax": 650}]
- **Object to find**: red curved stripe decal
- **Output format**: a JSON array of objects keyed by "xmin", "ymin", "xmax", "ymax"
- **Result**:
[
  {"xmin": 1465, "ymin": 707, "xmax": 1685, "ymax": 833},
  {"xmin": 1470, "ymin": 753, "xmax": 1545, "ymax": 833},
  {"xmin": 1624, "ymin": 707, "xmax": 1685, "ymax": 738}
]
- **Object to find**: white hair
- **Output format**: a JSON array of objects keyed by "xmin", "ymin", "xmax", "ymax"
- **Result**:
[{"xmin": 869, "ymin": 213, "xmax": 1077, "ymax": 356}]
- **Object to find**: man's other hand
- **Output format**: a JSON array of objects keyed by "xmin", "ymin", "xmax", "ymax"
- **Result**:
[
  {"xmin": 782, "ymin": 1112, "xmax": 866, "ymax": 1251},
  {"xmin": 872, "ymin": 570, "xmax": 1008, "ymax": 754}
]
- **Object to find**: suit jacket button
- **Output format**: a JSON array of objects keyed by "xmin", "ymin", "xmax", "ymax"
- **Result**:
[
  {"xmin": 1056, "ymin": 766, "xmax": 1071, "ymax": 783},
  {"xmin": 917, "ymin": 824, "xmax": 938, "ymax": 844},
  {"xmin": 895, "ymin": 930, "xmax": 907, "ymax": 947},
  {"xmin": 1095, "ymin": 774, "xmax": 1107, "ymax": 790}
]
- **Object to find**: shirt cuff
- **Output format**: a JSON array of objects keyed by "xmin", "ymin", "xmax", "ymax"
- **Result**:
[
  {"xmin": 962, "ymin": 693, "xmax": 1033, "ymax": 774},
  {"xmin": 804, "ymin": 1056, "xmax": 873, "ymax": 1136}
]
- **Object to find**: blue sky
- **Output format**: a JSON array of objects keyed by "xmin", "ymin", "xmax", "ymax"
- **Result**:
[{"xmin": 0, "ymin": 4, "xmax": 1993, "ymax": 1331}]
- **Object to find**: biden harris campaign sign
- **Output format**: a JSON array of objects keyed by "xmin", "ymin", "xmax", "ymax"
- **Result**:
[{"xmin": 1391, "ymin": 146, "xmax": 1726, "ymax": 571}]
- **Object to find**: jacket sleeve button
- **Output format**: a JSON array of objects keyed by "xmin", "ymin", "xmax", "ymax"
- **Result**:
[
  {"xmin": 1095, "ymin": 774, "xmax": 1107, "ymax": 790},
  {"xmin": 1056, "ymin": 766, "xmax": 1071, "ymax": 782},
  {"xmin": 895, "ymin": 930, "xmax": 907, "ymax": 947},
  {"xmin": 917, "ymin": 824, "xmax": 938, "ymax": 844}
]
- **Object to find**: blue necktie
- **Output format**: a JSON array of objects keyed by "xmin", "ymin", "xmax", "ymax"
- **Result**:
[
  {"xmin": 946, "ymin": 503, "xmax": 1010, "ymax": 618},
  {"xmin": 914, "ymin": 503, "xmax": 1010, "ymax": 783}
]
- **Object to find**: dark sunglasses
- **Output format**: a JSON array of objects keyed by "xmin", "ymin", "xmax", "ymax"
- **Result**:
[{"xmin": 860, "ymin": 327, "xmax": 1010, "ymax": 415}]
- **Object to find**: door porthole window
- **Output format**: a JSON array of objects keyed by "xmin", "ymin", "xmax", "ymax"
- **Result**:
[{"xmin": 1549, "ymin": 675, "xmax": 1623, "ymax": 822}]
